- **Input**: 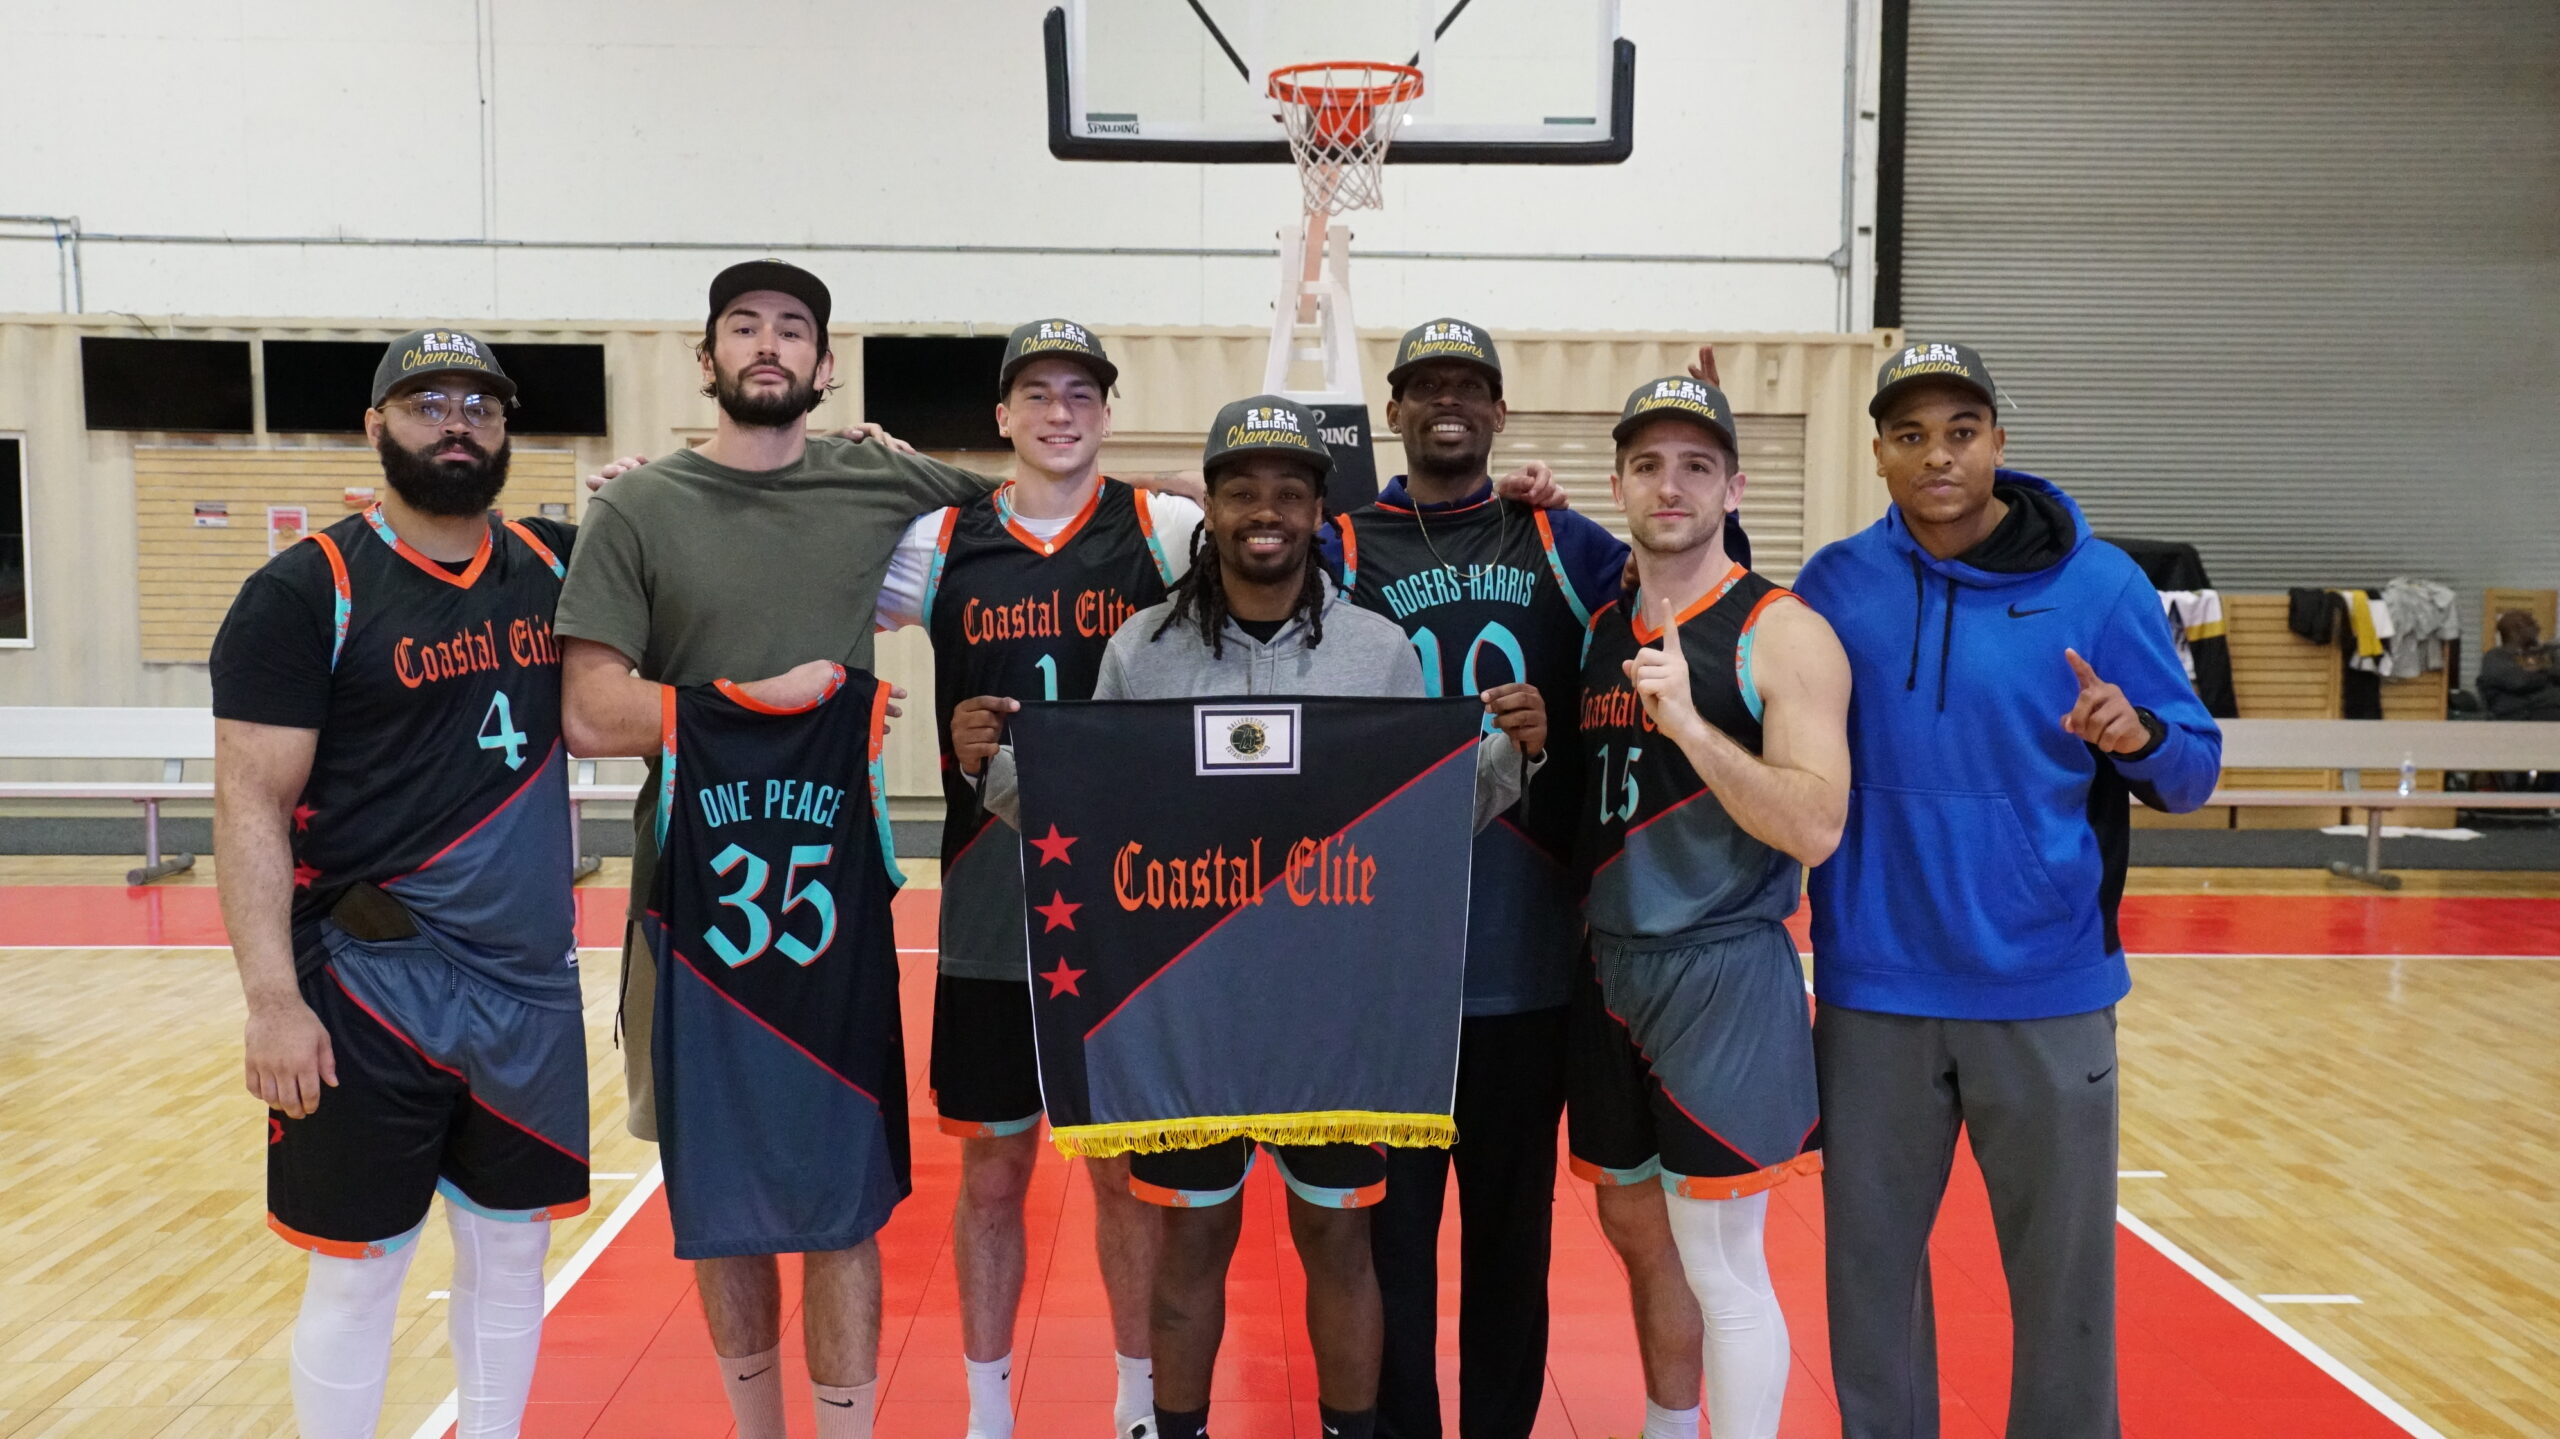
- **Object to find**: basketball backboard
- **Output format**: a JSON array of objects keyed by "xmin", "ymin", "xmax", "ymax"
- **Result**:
[{"xmin": 1044, "ymin": 0, "xmax": 1632, "ymax": 164}]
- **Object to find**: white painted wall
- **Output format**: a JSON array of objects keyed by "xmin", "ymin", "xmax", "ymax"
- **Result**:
[{"xmin": 0, "ymin": 0, "xmax": 1876, "ymax": 333}]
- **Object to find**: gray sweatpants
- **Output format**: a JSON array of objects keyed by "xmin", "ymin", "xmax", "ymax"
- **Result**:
[{"xmin": 1815, "ymin": 1003, "xmax": 2120, "ymax": 1439}]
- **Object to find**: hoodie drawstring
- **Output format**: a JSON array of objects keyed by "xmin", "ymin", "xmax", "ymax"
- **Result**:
[
  {"xmin": 1904, "ymin": 553, "xmax": 1926, "ymax": 692},
  {"xmin": 1938, "ymin": 576, "xmax": 1957, "ymax": 712},
  {"xmin": 1904, "ymin": 553, "xmax": 1959, "ymax": 711}
]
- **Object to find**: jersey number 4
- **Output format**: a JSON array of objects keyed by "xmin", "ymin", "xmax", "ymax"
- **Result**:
[
  {"xmin": 706, "ymin": 844, "xmax": 838, "ymax": 967},
  {"xmin": 478, "ymin": 691, "xmax": 529, "ymax": 771}
]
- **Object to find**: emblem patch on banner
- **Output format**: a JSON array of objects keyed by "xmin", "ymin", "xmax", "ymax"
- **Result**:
[{"xmin": 1195, "ymin": 703, "xmax": 1300, "ymax": 775}]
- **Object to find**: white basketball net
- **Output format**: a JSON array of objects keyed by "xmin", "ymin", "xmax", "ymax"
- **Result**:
[{"xmin": 1270, "ymin": 62, "xmax": 1424, "ymax": 215}]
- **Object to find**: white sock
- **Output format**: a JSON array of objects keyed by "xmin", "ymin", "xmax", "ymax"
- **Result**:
[
  {"xmin": 814, "ymin": 1377, "xmax": 876, "ymax": 1439},
  {"xmin": 720, "ymin": 1344, "xmax": 788, "ymax": 1439},
  {"xmin": 1642, "ymin": 1397, "xmax": 1700, "ymax": 1439},
  {"xmin": 965, "ymin": 1352, "xmax": 1014, "ymax": 1439},
  {"xmin": 1113, "ymin": 1352, "xmax": 1155, "ymax": 1436},
  {"xmin": 1663, "ymin": 1190, "xmax": 1789, "ymax": 1439},
  {"xmin": 289, "ymin": 1237, "xmax": 419, "ymax": 1439},
  {"xmin": 448, "ymin": 1206, "xmax": 551, "ymax": 1438}
]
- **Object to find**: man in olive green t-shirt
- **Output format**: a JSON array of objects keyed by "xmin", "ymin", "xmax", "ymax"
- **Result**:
[{"xmin": 556, "ymin": 260, "xmax": 998, "ymax": 1439}]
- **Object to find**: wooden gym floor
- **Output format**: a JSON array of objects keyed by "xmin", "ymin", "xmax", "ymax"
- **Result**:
[{"xmin": 0, "ymin": 859, "xmax": 2554, "ymax": 1437}]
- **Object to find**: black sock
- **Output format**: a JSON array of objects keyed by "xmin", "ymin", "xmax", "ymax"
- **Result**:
[
  {"xmin": 1154, "ymin": 1402, "xmax": 1211, "ymax": 1439},
  {"xmin": 1318, "ymin": 1404, "xmax": 1376, "ymax": 1439}
]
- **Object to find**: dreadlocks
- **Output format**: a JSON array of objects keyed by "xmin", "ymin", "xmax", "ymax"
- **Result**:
[{"xmin": 1150, "ymin": 515, "xmax": 1331, "ymax": 659}]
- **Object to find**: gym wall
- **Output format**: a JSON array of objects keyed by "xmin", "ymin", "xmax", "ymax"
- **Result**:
[{"xmin": 0, "ymin": 0, "xmax": 1878, "ymax": 335}]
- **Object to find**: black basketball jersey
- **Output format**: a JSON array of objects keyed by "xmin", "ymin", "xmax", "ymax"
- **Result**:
[
  {"xmin": 644, "ymin": 668, "xmax": 912, "ymax": 1257},
  {"xmin": 1333, "ymin": 495, "xmax": 1592, "ymax": 1013},
  {"xmin": 1578, "ymin": 565, "xmax": 1803, "ymax": 941},
  {"xmin": 923, "ymin": 480, "xmax": 1178, "ymax": 982},
  {"xmin": 210, "ymin": 506, "xmax": 578, "ymax": 1002}
]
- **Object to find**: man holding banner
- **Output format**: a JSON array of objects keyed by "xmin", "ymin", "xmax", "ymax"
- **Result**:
[{"xmin": 958, "ymin": 393, "xmax": 1547, "ymax": 1439}]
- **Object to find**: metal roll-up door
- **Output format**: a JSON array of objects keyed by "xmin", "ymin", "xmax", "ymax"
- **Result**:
[{"xmin": 1898, "ymin": 0, "xmax": 2560, "ymax": 661}]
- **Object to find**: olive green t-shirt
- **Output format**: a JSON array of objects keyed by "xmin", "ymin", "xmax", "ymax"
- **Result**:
[{"xmin": 555, "ymin": 435, "xmax": 996, "ymax": 919}]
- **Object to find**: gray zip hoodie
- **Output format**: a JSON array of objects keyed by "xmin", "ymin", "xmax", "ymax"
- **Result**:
[{"xmin": 979, "ymin": 586, "xmax": 1530, "ymax": 829}]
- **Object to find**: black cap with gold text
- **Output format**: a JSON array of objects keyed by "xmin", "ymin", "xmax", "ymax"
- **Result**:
[
  {"xmin": 1202, "ymin": 394, "xmax": 1332, "ymax": 477},
  {"xmin": 706, "ymin": 259, "xmax": 833, "ymax": 348},
  {"xmin": 998, "ymin": 318, "xmax": 1119, "ymax": 396},
  {"xmin": 1386, "ymin": 317, "xmax": 1502, "ymax": 391},
  {"xmin": 1868, "ymin": 340, "xmax": 2004, "ymax": 419},
  {"xmin": 370, "ymin": 328, "xmax": 517, "ymax": 408},
  {"xmin": 1611, "ymin": 375, "xmax": 1737, "ymax": 452}
]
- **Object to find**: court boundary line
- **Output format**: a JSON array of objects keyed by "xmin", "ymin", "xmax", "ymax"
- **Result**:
[
  {"xmin": 2115, "ymin": 1207, "xmax": 2445, "ymax": 1438},
  {"xmin": 405, "ymin": 1162, "xmax": 667, "ymax": 1439}
]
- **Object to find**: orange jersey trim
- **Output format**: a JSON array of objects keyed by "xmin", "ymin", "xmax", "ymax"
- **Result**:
[
  {"xmin": 366, "ymin": 504, "xmax": 493, "ymax": 589},
  {"xmin": 996, "ymin": 478, "xmax": 1104, "ymax": 557},
  {"xmin": 1631, "ymin": 562, "xmax": 1748, "ymax": 645},
  {"xmin": 713, "ymin": 664, "xmax": 847, "ymax": 716},
  {"xmin": 1669, "ymin": 1151, "xmax": 1824, "ymax": 1201},
  {"xmin": 500, "ymin": 518, "xmax": 565, "ymax": 579},
  {"xmin": 268, "ymin": 1213, "xmax": 405, "ymax": 1260}
]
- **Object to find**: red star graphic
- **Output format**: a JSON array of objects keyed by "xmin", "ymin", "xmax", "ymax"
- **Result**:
[
  {"xmin": 1040, "ymin": 957, "xmax": 1086, "ymax": 998},
  {"xmin": 291, "ymin": 861, "xmax": 323, "ymax": 889},
  {"xmin": 291, "ymin": 804, "xmax": 316, "ymax": 833},
  {"xmin": 1029, "ymin": 824, "xmax": 1078, "ymax": 867},
  {"xmin": 1034, "ymin": 891, "xmax": 1082, "ymax": 933}
]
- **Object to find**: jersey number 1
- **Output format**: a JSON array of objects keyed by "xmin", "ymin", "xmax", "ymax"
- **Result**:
[{"xmin": 707, "ymin": 844, "xmax": 839, "ymax": 967}]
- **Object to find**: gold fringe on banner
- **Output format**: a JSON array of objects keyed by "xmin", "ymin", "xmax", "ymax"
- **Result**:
[{"xmin": 1050, "ymin": 1110, "xmax": 1457, "ymax": 1159}]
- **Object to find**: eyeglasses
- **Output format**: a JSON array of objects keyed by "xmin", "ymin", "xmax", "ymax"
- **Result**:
[{"xmin": 379, "ymin": 391, "xmax": 510, "ymax": 429}]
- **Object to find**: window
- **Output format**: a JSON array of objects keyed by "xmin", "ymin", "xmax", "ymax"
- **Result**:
[
  {"xmin": 861, "ymin": 336, "xmax": 1008, "ymax": 450},
  {"xmin": 264, "ymin": 339, "xmax": 608, "ymax": 436},
  {"xmin": 0, "ymin": 436, "xmax": 31, "ymax": 645},
  {"xmin": 80, "ymin": 338, "xmax": 254, "ymax": 432}
]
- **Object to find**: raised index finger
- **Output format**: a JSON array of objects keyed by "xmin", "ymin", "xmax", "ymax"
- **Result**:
[
  {"xmin": 1652, "ymin": 592, "xmax": 1684, "ymax": 655},
  {"xmin": 2065, "ymin": 647, "xmax": 2102, "ymax": 691}
]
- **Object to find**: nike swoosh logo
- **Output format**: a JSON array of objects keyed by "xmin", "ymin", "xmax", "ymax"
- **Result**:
[
  {"xmin": 734, "ymin": 1366, "xmax": 772, "ymax": 1382},
  {"xmin": 819, "ymin": 1397, "xmax": 855, "ymax": 1408},
  {"xmin": 2088, "ymin": 1067, "xmax": 2113, "ymax": 1083},
  {"xmin": 2009, "ymin": 603, "xmax": 2057, "ymax": 618}
]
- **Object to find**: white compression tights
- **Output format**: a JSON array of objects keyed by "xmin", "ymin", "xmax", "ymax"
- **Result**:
[
  {"xmin": 291, "ymin": 1239, "xmax": 418, "ymax": 1439},
  {"xmin": 1662, "ymin": 1190, "xmax": 1788, "ymax": 1439},
  {"xmin": 448, "ymin": 1207, "xmax": 552, "ymax": 1438}
]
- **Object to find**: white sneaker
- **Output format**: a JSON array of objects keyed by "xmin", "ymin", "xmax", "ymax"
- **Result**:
[{"xmin": 1119, "ymin": 1418, "xmax": 1156, "ymax": 1439}]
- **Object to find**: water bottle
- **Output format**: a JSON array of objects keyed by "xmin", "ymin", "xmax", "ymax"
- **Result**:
[{"xmin": 2398, "ymin": 752, "xmax": 2415, "ymax": 798}]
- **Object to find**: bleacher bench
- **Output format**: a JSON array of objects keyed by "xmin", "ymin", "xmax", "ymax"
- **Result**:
[
  {"xmin": 2209, "ymin": 719, "xmax": 2560, "ymax": 888},
  {"xmin": 0, "ymin": 707, "xmax": 640, "ymax": 886}
]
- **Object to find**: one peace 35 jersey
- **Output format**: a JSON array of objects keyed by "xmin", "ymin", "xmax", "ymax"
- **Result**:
[
  {"xmin": 209, "ymin": 507, "xmax": 577, "ymax": 1004},
  {"xmin": 925, "ymin": 480, "xmax": 1179, "ymax": 982},
  {"xmin": 1578, "ymin": 565, "xmax": 1802, "ymax": 941},
  {"xmin": 643, "ymin": 669, "xmax": 910, "ymax": 1258},
  {"xmin": 1333, "ymin": 492, "xmax": 1607, "ymax": 1014}
]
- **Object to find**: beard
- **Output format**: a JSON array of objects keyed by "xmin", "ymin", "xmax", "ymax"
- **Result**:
[
  {"xmin": 712, "ymin": 358, "xmax": 826, "ymax": 428},
  {"xmin": 376, "ymin": 431, "xmax": 511, "ymax": 517}
]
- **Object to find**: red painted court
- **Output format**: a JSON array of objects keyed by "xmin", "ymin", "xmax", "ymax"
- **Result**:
[{"xmin": 16, "ymin": 884, "xmax": 2491, "ymax": 1437}]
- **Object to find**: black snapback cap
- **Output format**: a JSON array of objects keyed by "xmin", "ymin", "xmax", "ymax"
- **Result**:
[
  {"xmin": 1386, "ymin": 318, "xmax": 1502, "ymax": 391},
  {"xmin": 707, "ymin": 259, "xmax": 833, "ymax": 344},
  {"xmin": 370, "ymin": 328, "xmax": 516, "ymax": 407},
  {"xmin": 998, "ymin": 318, "xmax": 1119, "ymax": 396},
  {"xmin": 1202, "ymin": 394, "xmax": 1332, "ymax": 477},
  {"xmin": 1869, "ymin": 340, "xmax": 2004, "ymax": 419},
  {"xmin": 1611, "ymin": 376, "xmax": 1738, "ymax": 452}
]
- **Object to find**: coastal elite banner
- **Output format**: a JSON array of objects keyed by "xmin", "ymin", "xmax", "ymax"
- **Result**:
[{"xmin": 1011, "ymin": 696, "xmax": 1481, "ymax": 1156}]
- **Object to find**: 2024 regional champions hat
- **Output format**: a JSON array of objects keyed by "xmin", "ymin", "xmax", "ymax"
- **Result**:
[
  {"xmin": 998, "ymin": 318, "xmax": 1119, "ymax": 396},
  {"xmin": 1386, "ymin": 317, "xmax": 1502, "ymax": 391},
  {"xmin": 1611, "ymin": 375, "xmax": 1738, "ymax": 453},
  {"xmin": 1203, "ymin": 395, "xmax": 1333, "ymax": 477},
  {"xmin": 1868, "ymin": 340, "xmax": 2006, "ymax": 419},
  {"xmin": 371, "ymin": 328, "xmax": 517, "ymax": 407}
]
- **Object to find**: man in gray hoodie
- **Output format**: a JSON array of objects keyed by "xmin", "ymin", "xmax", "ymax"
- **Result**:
[{"xmin": 958, "ymin": 393, "xmax": 1546, "ymax": 1439}]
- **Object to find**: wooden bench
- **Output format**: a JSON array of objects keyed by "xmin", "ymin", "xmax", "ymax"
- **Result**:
[
  {"xmin": 0, "ymin": 707, "xmax": 641, "ymax": 886},
  {"xmin": 2211, "ymin": 718, "xmax": 2560, "ymax": 887}
]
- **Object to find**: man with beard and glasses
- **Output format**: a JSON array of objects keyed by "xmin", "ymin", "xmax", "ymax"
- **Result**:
[
  {"xmin": 213, "ymin": 330, "xmax": 584, "ymax": 1439},
  {"xmin": 967, "ymin": 394, "xmax": 1547, "ymax": 1439}
]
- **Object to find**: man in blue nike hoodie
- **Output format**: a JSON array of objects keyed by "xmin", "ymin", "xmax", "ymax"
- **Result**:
[{"xmin": 1792, "ymin": 342, "xmax": 2220, "ymax": 1439}]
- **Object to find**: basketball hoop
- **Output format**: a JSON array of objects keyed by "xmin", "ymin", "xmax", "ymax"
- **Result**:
[{"xmin": 1268, "ymin": 61, "xmax": 1425, "ymax": 215}]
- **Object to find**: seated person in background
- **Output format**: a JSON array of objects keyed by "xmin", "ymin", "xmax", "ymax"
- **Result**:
[{"xmin": 2478, "ymin": 611, "xmax": 2560, "ymax": 722}]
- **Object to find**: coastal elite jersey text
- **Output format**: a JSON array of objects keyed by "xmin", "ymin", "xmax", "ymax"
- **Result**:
[
  {"xmin": 211, "ymin": 507, "xmax": 580, "ymax": 998},
  {"xmin": 1577, "ymin": 565, "xmax": 1803, "ymax": 940},
  {"xmin": 643, "ymin": 670, "xmax": 912, "ymax": 1259},
  {"xmin": 1334, "ymin": 497, "xmax": 1594, "ymax": 1012},
  {"xmin": 925, "ymin": 480, "xmax": 1179, "ymax": 981}
]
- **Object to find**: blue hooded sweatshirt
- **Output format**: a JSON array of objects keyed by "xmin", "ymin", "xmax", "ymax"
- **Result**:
[{"xmin": 1793, "ymin": 471, "xmax": 2222, "ymax": 1020}]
